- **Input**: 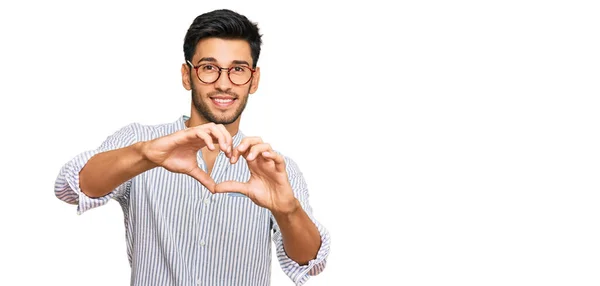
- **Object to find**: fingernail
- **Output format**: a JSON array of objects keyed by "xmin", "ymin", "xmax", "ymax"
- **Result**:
[{"xmin": 228, "ymin": 145, "xmax": 232, "ymax": 153}]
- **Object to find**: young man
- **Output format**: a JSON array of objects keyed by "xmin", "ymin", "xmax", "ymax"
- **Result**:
[{"xmin": 54, "ymin": 9, "xmax": 330, "ymax": 286}]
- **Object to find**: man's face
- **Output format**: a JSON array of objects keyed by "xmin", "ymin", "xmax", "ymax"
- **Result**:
[{"xmin": 183, "ymin": 38, "xmax": 260, "ymax": 125}]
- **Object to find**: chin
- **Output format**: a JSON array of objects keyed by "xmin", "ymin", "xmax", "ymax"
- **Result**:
[{"xmin": 209, "ymin": 113, "xmax": 240, "ymax": 125}]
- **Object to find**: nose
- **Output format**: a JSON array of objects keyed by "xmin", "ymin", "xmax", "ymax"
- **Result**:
[{"xmin": 214, "ymin": 68, "xmax": 233, "ymax": 91}]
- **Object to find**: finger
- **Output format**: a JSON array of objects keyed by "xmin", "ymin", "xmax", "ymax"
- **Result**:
[
  {"xmin": 261, "ymin": 151, "xmax": 286, "ymax": 172},
  {"xmin": 232, "ymin": 137, "xmax": 263, "ymax": 164},
  {"xmin": 214, "ymin": 181, "xmax": 249, "ymax": 196},
  {"xmin": 215, "ymin": 124, "xmax": 232, "ymax": 157},
  {"xmin": 188, "ymin": 167, "xmax": 216, "ymax": 192},
  {"xmin": 196, "ymin": 131, "xmax": 215, "ymax": 150},
  {"xmin": 178, "ymin": 128, "xmax": 203, "ymax": 146},
  {"xmin": 236, "ymin": 136, "xmax": 264, "ymax": 153},
  {"xmin": 207, "ymin": 124, "xmax": 229, "ymax": 154},
  {"xmin": 193, "ymin": 122, "xmax": 215, "ymax": 134},
  {"xmin": 245, "ymin": 143, "xmax": 272, "ymax": 161}
]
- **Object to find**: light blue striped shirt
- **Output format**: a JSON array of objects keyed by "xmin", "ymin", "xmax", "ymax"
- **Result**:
[{"xmin": 54, "ymin": 115, "xmax": 330, "ymax": 286}]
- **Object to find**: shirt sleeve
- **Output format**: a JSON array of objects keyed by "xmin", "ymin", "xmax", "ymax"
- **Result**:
[
  {"xmin": 271, "ymin": 157, "xmax": 331, "ymax": 286},
  {"xmin": 54, "ymin": 123, "xmax": 138, "ymax": 215}
]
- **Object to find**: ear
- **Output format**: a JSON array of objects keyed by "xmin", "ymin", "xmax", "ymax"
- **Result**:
[
  {"xmin": 182, "ymin": 63, "xmax": 192, "ymax": 91},
  {"xmin": 249, "ymin": 66, "xmax": 260, "ymax": 94}
]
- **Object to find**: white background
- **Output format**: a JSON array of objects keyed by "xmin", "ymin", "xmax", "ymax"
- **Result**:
[{"xmin": 1, "ymin": 0, "xmax": 599, "ymax": 285}]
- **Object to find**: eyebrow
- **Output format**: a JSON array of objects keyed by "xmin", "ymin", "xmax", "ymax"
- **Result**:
[{"xmin": 197, "ymin": 57, "xmax": 251, "ymax": 66}]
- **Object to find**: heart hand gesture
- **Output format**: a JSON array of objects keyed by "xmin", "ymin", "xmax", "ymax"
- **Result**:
[
  {"xmin": 141, "ymin": 122, "xmax": 232, "ymax": 192},
  {"xmin": 213, "ymin": 137, "xmax": 297, "ymax": 214}
]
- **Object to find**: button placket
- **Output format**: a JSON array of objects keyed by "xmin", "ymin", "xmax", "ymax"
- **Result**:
[{"xmin": 194, "ymin": 150, "xmax": 210, "ymax": 284}]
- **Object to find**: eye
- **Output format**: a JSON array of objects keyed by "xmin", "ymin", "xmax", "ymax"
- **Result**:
[
  {"xmin": 201, "ymin": 64, "xmax": 218, "ymax": 71},
  {"xmin": 231, "ymin": 66, "xmax": 248, "ymax": 73}
]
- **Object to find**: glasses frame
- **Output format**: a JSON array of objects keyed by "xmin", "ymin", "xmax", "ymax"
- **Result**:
[{"xmin": 187, "ymin": 60, "xmax": 256, "ymax": 86}]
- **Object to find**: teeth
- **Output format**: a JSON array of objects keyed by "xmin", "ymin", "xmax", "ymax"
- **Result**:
[{"xmin": 214, "ymin": 98, "xmax": 233, "ymax": 103}]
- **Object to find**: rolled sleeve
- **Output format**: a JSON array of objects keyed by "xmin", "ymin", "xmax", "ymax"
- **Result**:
[
  {"xmin": 272, "ymin": 157, "xmax": 331, "ymax": 285},
  {"xmin": 272, "ymin": 216, "xmax": 331, "ymax": 285},
  {"xmin": 54, "ymin": 123, "xmax": 138, "ymax": 214}
]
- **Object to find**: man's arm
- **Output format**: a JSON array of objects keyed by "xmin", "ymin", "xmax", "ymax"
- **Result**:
[
  {"xmin": 54, "ymin": 124, "xmax": 140, "ymax": 209},
  {"xmin": 56, "ymin": 122, "xmax": 233, "ymax": 209},
  {"xmin": 80, "ymin": 122, "xmax": 235, "ymax": 197},
  {"xmin": 213, "ymin": 137, "xmax": 331, "ymax": 283},
  {"xmin": 271, "ymin": 198, "xmax": 322, "ymax": 265},
  {"xmin": 79, "ymin": 142, "xmax": 156, "ymax": 198},
  {"xmin": 269, "ymin": 162, "xmax": 331, "ymax": 285}
]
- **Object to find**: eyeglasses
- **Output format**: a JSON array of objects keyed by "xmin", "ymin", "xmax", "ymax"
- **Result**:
[{"xmin": 187, "ymin": 60, "xmax": 256, "ymax": 85}]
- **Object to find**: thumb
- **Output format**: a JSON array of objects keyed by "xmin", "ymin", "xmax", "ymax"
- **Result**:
[
  {"xmin": 214, "ymin": 181, "xmax": 248, "ymax": 195},
  {"xmin": 188, "ymin": 167, "xmax": 216, "ymax": 192}
]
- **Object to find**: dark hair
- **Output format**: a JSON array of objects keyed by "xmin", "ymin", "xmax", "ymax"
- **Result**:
[{"xmin": 183, "ymin": 9, "xmax": 262, "ymax": 68}]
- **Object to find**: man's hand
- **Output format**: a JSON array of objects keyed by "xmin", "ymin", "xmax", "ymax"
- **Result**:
[
  {"xmin": 140, "ymin": 122, "xmax": 232, "ymax": 192},
  {"xmin": 212, "ymin": 137, "xmax": 298, "ymax": 214}
]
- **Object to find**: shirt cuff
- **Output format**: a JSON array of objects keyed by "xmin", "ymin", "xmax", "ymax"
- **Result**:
[
  {"xmin": 274, "ymin": 218, "xmax": 331, "ymax": 286},
  {"xmin": 61, "ymin": 150, "xmax": 124, "ymax": 215}
]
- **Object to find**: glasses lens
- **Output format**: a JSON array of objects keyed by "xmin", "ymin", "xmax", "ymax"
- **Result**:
[
  {"xmin": 198, "ymin": 64, "xmax": 220, "ymax": 83},
  {"xmin": 229, "ymin": 66, "xmax": 252, "ymax": 85}
]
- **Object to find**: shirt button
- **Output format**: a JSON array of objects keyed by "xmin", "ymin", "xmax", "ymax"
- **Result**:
[
  {"xmin": 196, "ymin": 278, "xmax": 202, "ymax": 285},
  {"xmin": 204, "ymin": 198, "xmax": 210, "ymax": 205},
  {"xmin": 200, "ymin": 239, "xmax": 206, "ymax": 246}
]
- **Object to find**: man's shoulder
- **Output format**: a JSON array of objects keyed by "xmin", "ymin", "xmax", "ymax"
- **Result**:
[{"xmin": 121, "ymin": 115, "xmax": 187, "ymax": 140}]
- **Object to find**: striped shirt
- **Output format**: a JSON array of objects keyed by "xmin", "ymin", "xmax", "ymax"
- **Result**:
[{"xmin": 54, "ymin": 115, "xmax": 330, "ymax": 286}]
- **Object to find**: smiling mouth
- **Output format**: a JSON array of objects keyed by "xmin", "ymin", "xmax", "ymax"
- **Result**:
[{"xmin": 210, "ymin": 97, "xmax": 237, "ymax": 108}]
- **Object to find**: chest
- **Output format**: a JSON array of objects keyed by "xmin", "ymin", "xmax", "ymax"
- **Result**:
[{"xmin": 127, "ymin": 164, "xmax": 270, "ymax": 239}]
